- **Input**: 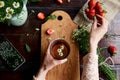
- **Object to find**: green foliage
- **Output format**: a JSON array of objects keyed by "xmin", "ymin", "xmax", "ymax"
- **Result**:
[
  {"xmin": 45, "ymin": 14, "xmax": 57, "ymax": 21},
  {"xmin": 98, "ymin": 47, "xmax": 117, "ymax": 80},
  {"xmin": 97, "ymin": 47, "xmax": 107, "ymax": 55},
  {"xmin": 72, "ymin": 25, "xmax": 90, "ymax": 54},
  {"xmin": 0, "ymin": 0, "xmax": 23, "ymax": 24},
  {"xmin": 25, "ymin": 44, "xmax": 31, "ymax": 53}
]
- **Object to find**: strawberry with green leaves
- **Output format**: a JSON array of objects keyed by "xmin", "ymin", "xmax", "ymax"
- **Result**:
[
  {"xmin": 95, "ymin": 2, "xmax": 102, "ymax": 13},
  {"xmin": 108, "ymin": 45, "xmax": 117, "ymax": 56},
  {"xmin": 95, "ymin": 1, "xmax": 106, "ymax": 17},
  {"xmin": 85, "ymin": 0, "xmax": 107, "ymax": 21},
  {"xmin": 85, "ymin": 8, "xmax": 95, "ymax": 20},
  {"xmin": 88, "ymin": 0, "xmax": 96, "ymax": 9}
]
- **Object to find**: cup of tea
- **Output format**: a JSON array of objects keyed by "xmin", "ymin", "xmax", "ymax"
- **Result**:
[{"xmin": 49, "ymin": 39, "xmax": 70, "ymax": 60}]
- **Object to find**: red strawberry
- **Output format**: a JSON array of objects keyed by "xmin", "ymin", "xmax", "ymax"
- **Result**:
[
  {"xmin": 89, "ymin": 9, "xmax": 95, "ymax": 13},
  {"xmin": 85, "ymin": 8, "xmax": 90, "ymax": 17},
  {"xmin": 99, "ymin": 11, "xmax": 105, "ymax": 17},
  {"xmin": 95, "ymin": 2, "xmax": 102, "ymax": 13},
  {"xmin": 108, "ymin": 45, "xmax": 117, "ymax": 56},
  {"xmin": 57, "ymin": 0, "xmax": 63, "ymax": 4},
  {"xmin": 37, "ymin": 12, "xmax": 45, "ymax": 20},
  {"xmin": 86, "ymin": 9, "xmax": 95, "ymax": 20},
  {"xmin": 88, "ymin": 0, "xmax": 96, "ymax": 9},
  {"xmin": 85, "ymin": 8, "xmax": 89, "ymax": 14},
  {"xmin": 47, "ymin": 28, "xmax": 55, "ymax": 35}
]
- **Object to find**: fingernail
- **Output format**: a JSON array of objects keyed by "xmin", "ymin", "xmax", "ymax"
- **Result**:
[
  {"xmin": 62, "ymin": 58, "xmax": 67, "ymax": 63},
  {"xmin": 94, "ymin": 16, "xmax": 96, "ymax": 20},
  {"xmin": 64, "ymin": 58, "xmax": 67, "ymax": 61}
]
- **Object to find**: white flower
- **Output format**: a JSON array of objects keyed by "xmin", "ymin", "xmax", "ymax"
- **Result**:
[
  {"xmin": 6, "ymin": 7, "xmax": 14, "ymax": 14},
  {"xmin": 13, "ymin": 2, "xmax": 20, "ymax": 8},
  {"xmin": 5, "ymin": 13, "xmax": 12, "ymax": 19},
  {"xmin": 0, "ymin": 1, "xmax": 5, "ymax": 8}
]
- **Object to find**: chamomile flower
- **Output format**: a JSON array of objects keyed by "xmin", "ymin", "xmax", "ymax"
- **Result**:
[
  {"xmin": 6, "ymin": 7, "xmax": 14, "ymax": 14},
  {"xmin": 5, "ymin": 13, "xmax": 12, "ymax": 19},
  {"xmin": 13, "ymin": 2, "xmax": 20, "ymax": 8},
  {"xmin": 0, "ymin": 1, "xmax": 5, "ymax": 8}
]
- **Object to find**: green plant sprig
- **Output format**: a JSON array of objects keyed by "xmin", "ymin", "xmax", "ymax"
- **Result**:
[
  {"xmin": 97, "ymin": 47, "xmax": 117, "ymax": 80},
  {"xmin": 72, "ymin": 25, "xmax": 90, "ymax": 54}
]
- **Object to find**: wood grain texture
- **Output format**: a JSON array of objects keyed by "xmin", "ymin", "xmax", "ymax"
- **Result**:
[{"xmin": 41, "ymin": 10, "xmax": 80, "ymax": 80}]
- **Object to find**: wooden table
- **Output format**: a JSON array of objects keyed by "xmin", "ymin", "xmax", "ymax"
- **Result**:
[{"xmin": 0, "ymin": 0, "xmax": 87, "ymax": 80}]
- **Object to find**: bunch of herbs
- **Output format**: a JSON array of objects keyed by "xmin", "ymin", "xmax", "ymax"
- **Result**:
[{"xmin": 72, "ymin": 25, "xmax": 90, "ymax": 54}]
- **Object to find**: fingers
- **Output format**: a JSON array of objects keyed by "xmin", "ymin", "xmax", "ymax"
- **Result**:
[
  {"xmin": 96, "ymin": 14, "xmax": 105, "ymax": 26},
  {"xmin": 92, "ymin": 17, "xmax": 97, "ymax": 29},
  {"xmin": 96, "ymin": 14, "xmax": 108, "ymax": 31},
  {"xmin": 46, "ymin": 40, "xmax": 54, "ymax": 55},
  {"xmin": 60, "ymin": 58, "xmax": 67, "ymax": 64}
]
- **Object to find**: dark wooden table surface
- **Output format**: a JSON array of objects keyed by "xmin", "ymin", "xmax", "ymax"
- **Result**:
[{"xmin": 0, "ymin": 0, "xmax": 87, "ymax": 80}]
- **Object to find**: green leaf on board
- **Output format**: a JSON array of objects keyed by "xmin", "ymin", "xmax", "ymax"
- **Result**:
[
  {"xmin": 25, "ymin": 44, "xmax": 31, "ymax": 53},
  {"xmin": 45, "ymin": 14, "xmax": 57, "ymax": 21}
]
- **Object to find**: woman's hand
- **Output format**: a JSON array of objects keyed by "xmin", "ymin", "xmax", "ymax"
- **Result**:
[
  {"xmin": 42, "ymin": 45, "xmax": 67, "ymax": 71},
  {"xmin": 90, "ymin": 15, "xmax": 108, "ymax": 44},
  {"xmin": 89, "ymin": 15, "xmax": 108, "ymax": 53},
  {"xmin": 34, "ymin": 41, "xmax": 67, "ymax": 80}
]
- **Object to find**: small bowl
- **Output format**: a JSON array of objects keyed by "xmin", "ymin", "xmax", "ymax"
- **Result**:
[
  {"xmin": 50, "ymin": 39, "xmax": 70, "ymax": 60},
  {"xmin": 82, "ymin": 0, "xmax": 93, "ymax": 23}
]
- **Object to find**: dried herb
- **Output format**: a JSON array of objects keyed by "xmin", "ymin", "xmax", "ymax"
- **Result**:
[
  {"xmin": 28, "ymin": 10, "xmax": 35, "ymax": 17},
  {"xmin": 25, "ymin": 44, "xmax": 31, "ymax": 53}
]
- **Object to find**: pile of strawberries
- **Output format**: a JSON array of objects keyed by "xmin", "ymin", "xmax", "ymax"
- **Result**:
[{"xmin": 85, "ymin": 0, "xmax": 106, "ymax": 20}]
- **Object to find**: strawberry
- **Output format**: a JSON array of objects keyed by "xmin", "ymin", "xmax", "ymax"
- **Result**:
[
  {"xmin": 99, "ymin": 11, "xmax": 105, "ymax": 17},
  {"xmin": 85, "ymin": 8, "xmax": 89, "ymax": 16},
  {"xmin": 108, "ymin": 45, "xmax": 117, "ymax": 56},
  {"xmin": 47, "ymin": 28, "xmax": 55, "ymax": 35},
  {"xmin": 89, "ymin": 9, "xmax": 95, "ymax": 13},
  {"xmin": 57, "ymin": 0, "xmax": 63, "ymax": 4},
  {"xmin": 88, "ymin": 0, "xmax": 96, "ymax": 9},
  {"xmin": 85, "ymin": 9, "xmax": 89, "ymax": 13},
  {"xmin": 86, "ymin": 9, "xmax": 95, "ymax": 20},
  {"xmin": 37, "ymin": 12, "xmax": 45, "ymax": 20},
  {"xmin": 95, "ymin": 1, "xmax": 102, "ymax": 13}
]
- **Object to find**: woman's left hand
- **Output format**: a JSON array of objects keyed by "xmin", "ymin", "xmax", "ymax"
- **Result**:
[{"xmin": 42, "ymin": 42, "xmax": 67, "ymax": 71}]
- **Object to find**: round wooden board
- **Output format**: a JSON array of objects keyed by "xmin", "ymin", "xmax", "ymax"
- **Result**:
[{"xmin": 41, "ymin": 10, "xmax": 80, "ymax": 80}]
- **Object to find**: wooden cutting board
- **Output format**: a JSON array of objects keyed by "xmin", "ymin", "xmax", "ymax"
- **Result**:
[{"xmin": 41, "ymin": 10, "xmax": 80, "ymax": 80}]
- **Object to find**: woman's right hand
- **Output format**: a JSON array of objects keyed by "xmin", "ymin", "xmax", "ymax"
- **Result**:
[
  {"xmin": 90, "ymin": 15, "xmax": 108, "ymax": 45},
  {"xmin": 89, "ymin": 15, "xmax": 108, "ymax": 53}
]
